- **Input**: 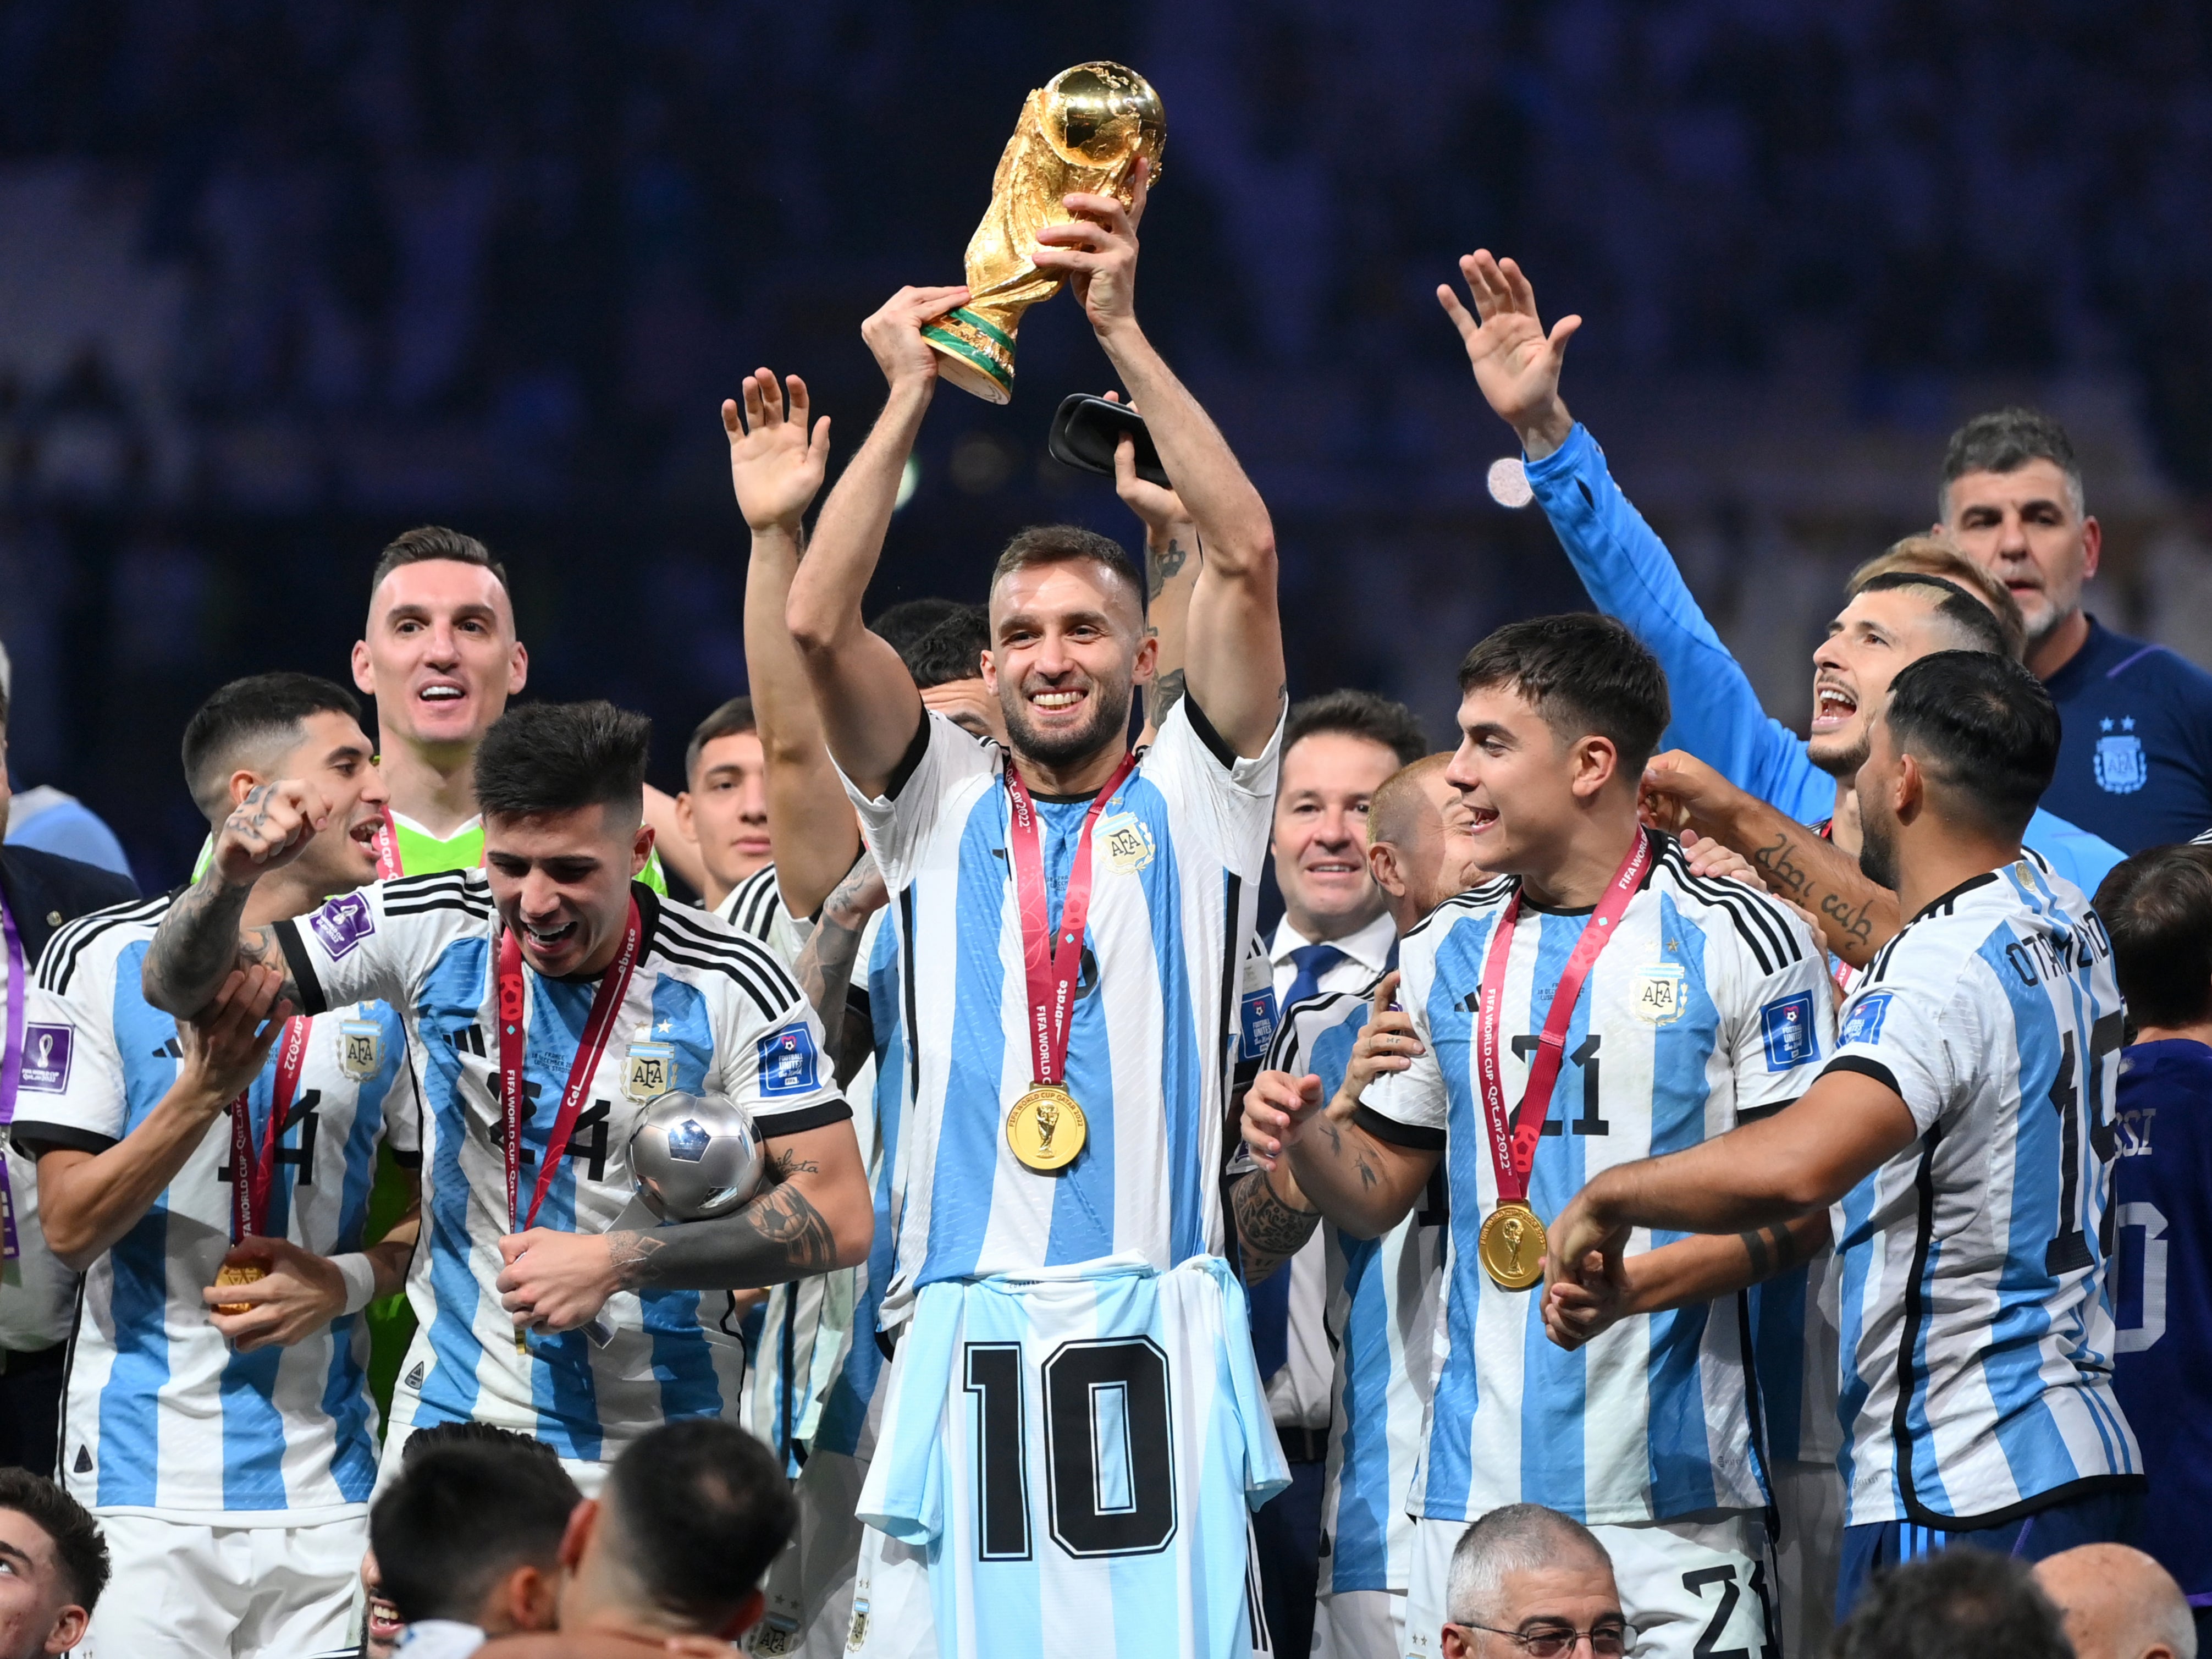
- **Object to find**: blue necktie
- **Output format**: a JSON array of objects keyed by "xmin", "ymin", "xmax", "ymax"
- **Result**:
[{"xmin": 1249, "ymin": 942, "xmax": 1348, "ymax": 1381}]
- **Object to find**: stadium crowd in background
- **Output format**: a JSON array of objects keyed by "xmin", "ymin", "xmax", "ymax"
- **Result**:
[{"xmin": 0, "ymin": 169, "xmax": 2207, "ymax": 1659}]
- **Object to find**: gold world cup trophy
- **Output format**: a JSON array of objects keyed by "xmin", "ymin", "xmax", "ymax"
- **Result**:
[{"xmin": 923, "ymin": 62, "xmax": 1166, "ymax": 404}]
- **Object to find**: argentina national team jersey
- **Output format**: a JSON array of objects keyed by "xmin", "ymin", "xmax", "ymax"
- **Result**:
[
  {"xmin": 1824, "ymin": 859, "xmax": 2142, "ymax": 1527},
  {"xmin": 842, "ymin": 699, "xmax": 1278, "ymax": 1315},
  {"xmin": 857, "ymin": 1255, "xmax": 1290, "ymax": 1658},
  {"xmin": 1265, "ymin": 984, "xmax": 1447, "ymax": 1599},
  {"xmin": 1359, "ymin": 833, "xmax": 1834, "ymax": 1525},
  {"xmin": 271, "ymin": 873, "xmax": 850, "ymax": 1465},
  {"xmin": 13, "ymin": 895, "xmax": 414, "ymax": 1519}
]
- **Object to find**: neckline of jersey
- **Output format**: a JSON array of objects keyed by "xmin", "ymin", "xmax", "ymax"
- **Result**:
[
  {"xmin": 1513, "ymin": 828, "xmax": 1663, "ymax": 917},
  {"xmin": 1908, "ymin": 868, "xmax": 2001, "ymax": 924}
]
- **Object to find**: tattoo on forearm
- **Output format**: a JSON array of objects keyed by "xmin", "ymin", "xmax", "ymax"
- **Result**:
[
  {"xmin": 1232, "ymin": 1170, "xmax": 1321, "ymax": 1283},
  {"xmin": 1753, "ymin": 830, "xmax": 1876, "ymax": 948},
  {"xmin": 1737, "ymin": 1222, "xmax": 1807, "ymax": 1283},
  {"xmin": 1146, "ymin": 535, "xmax": 1190, "ymax": 601},
  {"xmin": 143, "ymin": 866, "xmax": 277, "ymax": 1013},
  {"xmin": 608, "ymin": 1170, "xmax": 840, "ymax": 1292},
  {"xmin": 1150, "ymin": 667, "xmax": 1187, "ymax": 724}
]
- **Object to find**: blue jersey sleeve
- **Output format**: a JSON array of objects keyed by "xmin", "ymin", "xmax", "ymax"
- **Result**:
[{"xmin": 1523, "ymin": 425, "xmax": 1834, "ymax": 822}]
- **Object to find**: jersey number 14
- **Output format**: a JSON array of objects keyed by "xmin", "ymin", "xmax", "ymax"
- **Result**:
[{"xmin": 964, "ymin": 1338, "xmax": 1177, "ymax": 1560}]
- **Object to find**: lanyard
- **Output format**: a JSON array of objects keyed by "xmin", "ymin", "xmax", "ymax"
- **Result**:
[
  {"xmin": 371, "ymin": 807, "xmax": 402, "ymax": 880},
  {"xmin": 1472, "ymin": 830, "xmax": 1652, "ymax": 1207},
  {"xmin": 0, "ymin": 897, "xmax": 22, "ymax": 1259},
  {"xmin": 229, "ymin": 1015, "xmax": 311, "ymax": 1243},
  {"xmin": 497, "ymin": 900, "xmax": 642, "ymax": 1232},
  {"xmin": 1003, "ymin": 753, "xmax": 1139, "ymax": 1088}
]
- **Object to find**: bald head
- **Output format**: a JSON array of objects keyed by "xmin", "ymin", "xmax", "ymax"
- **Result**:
[
  {"xmin": 2034, "ymin": 1545, "xmax": 2196, "ymax": 1659},
  {"xmin": 1368, "ymin": 753, "xmax": 1485, "ymax": 927}
]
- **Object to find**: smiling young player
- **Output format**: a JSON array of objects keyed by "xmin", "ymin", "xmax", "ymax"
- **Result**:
[
  {"xmin": 137, "ymin": 699, "xmax": 872, "ymax": 1495},
  {"xmin": 1244, "ymin": 615, "xmax": 1834, "ymax": 1659},
  {"xmin": 15, "ymin": 674, "xmax": 419, "ymax": 1659}
]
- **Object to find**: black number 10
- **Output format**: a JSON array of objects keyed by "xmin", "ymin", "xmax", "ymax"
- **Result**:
[{"xmin": 964, "ymin": 1337, "xmax": 1178, "ymax": 1560}]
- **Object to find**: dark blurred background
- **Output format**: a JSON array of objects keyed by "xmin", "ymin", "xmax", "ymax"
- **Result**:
[{"xmin": 8, "ymin": 1, "xmax": 2212, "ymax": 889}]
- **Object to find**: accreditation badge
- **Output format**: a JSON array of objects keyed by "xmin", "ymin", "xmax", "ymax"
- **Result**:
[
  {"xmin": 1632, "ymin": 963, "xmax": 1686, "ymax": 1025},
  {"xmin": 337, "ymin": 1015, "xmax": 383, "ymax": 1080},
  {"xmin": 625, "ymin": 1041, "xmax": 676, "ymax": 1103}
]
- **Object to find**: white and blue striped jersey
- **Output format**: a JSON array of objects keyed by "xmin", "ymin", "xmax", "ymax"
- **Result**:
[
  {"xmin": 842, "ymin": 700, "xmax": 1279, "ymax": 1315},
  {"xmin": 1266, "ymin": 984, "xmax": 1447, "ymax": 1598},
  {"xmin": 1825, "ymin": 859, "xmax": 2142, "ymax": 1526},
  {"xmin": 1360, "ymin": 834, "xmax": 1835, "ymax": 1525},
  {"xmin": 856, "ymin": 1254, "xmax": 1289, "ymax": 1659},
  {"xmin": 14, "ymin": 895, "xmax": 415, "ymax": 1520},
  {"xmin": 271, "ymin": 874, "xmax": 851, "ymax": 1465}
]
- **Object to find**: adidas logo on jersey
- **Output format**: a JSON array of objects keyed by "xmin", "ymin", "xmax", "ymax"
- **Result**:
[
  {"xmin": 404, "ymin": 1362, "xmax": 427, "ymax": 1390},
  {"xmin": 73, "ymin": 1446, "xmax": 92, "ymax": 1474}
]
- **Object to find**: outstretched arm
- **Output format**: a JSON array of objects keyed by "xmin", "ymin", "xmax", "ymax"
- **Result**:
[
  {"xmin": 1034, "ymin": 166, "xmax": 1283, "ymax": 757},
  {"xmin": 142, "ymin": 782, "xmax": 329, "ymax": 1017},
  {"xmin": 1542, "ymin": 1210, "xmax": 1832, "ymax": 1352},
  {"xmin": 727, "ymin": 368, "xmax": 863, "ymax": 917},
  {"xmin": 790, "ymin": 851, "xmax": 889, "ymax": 1089},
  {"xmin": 1442, "ymin": 251, "xmax": 1827, "ymax": 819},
  {"xmin": 1642, "ymin": 750, "xmax": 1900, "ymax": 966},
  {"xmin": 1098, "ymin": 393, "xmax": 1202, "ymax": 746},
  {"xmin": 1544, "ymin": 1067, "xmax": 1917, "ymax": 1301},
  {"xmin": 786, "ymin": 288, "xmax": 966, "ymax": 800}
]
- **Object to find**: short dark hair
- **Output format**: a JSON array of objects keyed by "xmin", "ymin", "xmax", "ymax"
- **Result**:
[
  {"xmin": 685, "ymin": 697, "xmax": 757, "ymax": 785},
  {"xmin": 2095, "ymin": 844, "xmax": 2212, "ymax": 1028},
  {"xmin": 370, "ymin": 1442, "xmax": 581, "ymax": 1625},
  {"xmin": 1833, "ymin": 1548, "xmax": 2070, "ymax": 1659},
  {"xmin": 400, "ymin": 1420, "xmax": 565, "ymax": 1467},
  {"xmin": 475, "ymin": 701, "xmax": 651, "ymax": 822},
  {"xmin": 1457, "ymin": 614, "xmax": 1670, "ymax": 774},
  {"xmin": 989, "ymin": 524, "xmax": 1141, "ymax": 613},
  {"xmin": 370, "ymin": 525, "xmax": 511, "ymax": 602},
  {"xmin": 0, "ymin": 1468, "xmax": 109, "ymax": 1613},
  {"xmin": 180, "ymin": 673, "xmax": 364, "ymax": 818},
  {"xmin": 869, "ymin": 598, "xmax": 968, "ymax": 659},
  {"xmin": 1881, "ymin": 651, "xmax": 2060, "ymax": 836},
  {"xmin": 1854, "ymin": 571, "xmax": 2013, "ymax": 659},
  {"xmin": 1846, "ymin": 538, "xmax": 2028, "ymax": 662},
  {"xmin": 1940, "ymin": 407, "xmax": 2086, "ymax": 520},
  {"xmin": 1284, "ymin": 689, "xmax": 1428, "ymax": 770},
  {"xmin": 601, "ymin": 1419, "xmax": 795, "ymax": 1632},
  {"xmin": 903, "ymin": 607, "xmax": 992, "ymax": 690}
]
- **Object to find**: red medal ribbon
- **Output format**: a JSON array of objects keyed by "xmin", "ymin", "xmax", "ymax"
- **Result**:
[
  {"xmin": 1473, "ymin": 829, "xmax": 1654, "ymax": 1208},
  {"xmin": 229, "ymin": 1014, "xmax": 312, "ymax": 1243},
  {"xmin": 1003, "ymin": 752, "xmax": 1140, "ymax": 1088},
  {"xmin": 498, "ymin": 899, "xmax": 643, "ymax": 1232},
  {"xmin": 371, "ymin": 807, "xmax": 402, "ymax": 880}
]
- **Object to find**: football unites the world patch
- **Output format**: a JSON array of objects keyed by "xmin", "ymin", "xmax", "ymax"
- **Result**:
[
  {"xmin": 1839, "ymin": 989, "xmax": 1893, "ymax": 1047},
  {"xmin": 757, "ymin": 1026, "xmax": 821, "ymax": 1097},
  {"xmin": 1759, "ymin": 990, "xmax": 1819, "ymax": 1071}
]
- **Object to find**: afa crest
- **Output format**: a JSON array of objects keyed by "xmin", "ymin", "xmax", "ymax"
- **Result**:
[
  {"xmin": 2094, "ymin": 719, "xmax": 2148, "ymax": 795},
  {"xmin": 1098, "ymin": 810, "xmax": 1156, "ymax": 875}
]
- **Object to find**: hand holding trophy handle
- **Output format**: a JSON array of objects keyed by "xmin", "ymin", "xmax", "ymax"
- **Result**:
[{"xmin": 923, "ymin": 62, "xmax": 1166, "ymax": 404}]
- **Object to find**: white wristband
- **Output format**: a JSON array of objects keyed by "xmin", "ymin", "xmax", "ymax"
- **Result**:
[{"xmin": 333, "ymin": 1253, "xmax": 379, "ymax": 1317}]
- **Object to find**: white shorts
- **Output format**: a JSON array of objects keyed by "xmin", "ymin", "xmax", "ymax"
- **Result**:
[
  {"xmin": 81, "ymin": 1511, "xmax": 368, "ymax": 1659},
  {"xmin": 1403, "ymin": 1509, "xmax": 1771, "ymax": 1659},
  {"xmin": 1312, "ymin": 1587, "xmax": 1404, "ymax": 1659},
  {"xmin": 374, "ymin": 1401, "xmax": 609, "ymax": 1500},
  {"xmin": 1771, "ymin": 1460, "xmax": 1843, "ymax": 1659},
  {"xmin": 747, "ymin": 1452, "xmax": 871, "ymax": 1658}
]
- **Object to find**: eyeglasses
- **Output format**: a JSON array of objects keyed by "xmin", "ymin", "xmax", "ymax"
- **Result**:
[{"xmin": 1451, "ymin": 1620, "xmax": 1636, "ymax": 1657}]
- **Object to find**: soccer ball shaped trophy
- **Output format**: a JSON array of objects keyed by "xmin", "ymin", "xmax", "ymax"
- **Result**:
[
  {"xmin": 626, "ymin": 1090, "xmax": 764, "ymax": 1222},
  {"xmin": 922, "ymin": 61, "xmax": 1166, "ymax": 403}
]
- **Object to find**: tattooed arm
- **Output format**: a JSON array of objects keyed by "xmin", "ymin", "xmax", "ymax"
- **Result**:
[
  {"xmin": 142, "ymin": 779, "xmax": 329, "ymax": 1017},
  {"xmin": 494, "ymin": 1121, "xmax": 871, "ymax": 1332},
  {"xmin": 1230, "ymin": 1166, "xmax": 1322, "ymax": 1286},
  {"xmin": 1245, "ymin": 1069, "xmax": 1439, "ymax": 1241},
  {"xmin": 792, "ymin": 851, "xmax": 890, "ymax": 1089},
  {"xmin": 1540, "ymin": 1210, "xmax": 1832, "ymax": 1352}
]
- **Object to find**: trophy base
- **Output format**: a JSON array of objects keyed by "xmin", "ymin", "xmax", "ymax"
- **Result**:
[{"xmin": 923, "ymin": 308, "xmax": 1016, "ymax": 404}]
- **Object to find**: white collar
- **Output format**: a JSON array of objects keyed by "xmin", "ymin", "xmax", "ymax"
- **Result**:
[{"xmin": 1267, "ymin": 910, "xmax": 1397, "ymax": 972}]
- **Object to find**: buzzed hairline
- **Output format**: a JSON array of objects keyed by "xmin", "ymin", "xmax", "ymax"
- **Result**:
[
  {"xmin": 986, "ymin": 555, "xmax": 1146, "ymax": 635},
  {"xmin": 366, "ymin": 557, "xmax": 518, "ymax": 633}
]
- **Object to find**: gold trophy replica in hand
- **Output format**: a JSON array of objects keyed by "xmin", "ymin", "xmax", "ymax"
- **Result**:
[{"xmin": 923, "ymin": 62, "xmax": 1166, "ymax": 403}]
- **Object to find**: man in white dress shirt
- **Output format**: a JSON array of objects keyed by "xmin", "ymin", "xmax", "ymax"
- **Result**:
[{"xmin": 1254, "ymin": 688, "xmax": 1427, "ymax": 1659}]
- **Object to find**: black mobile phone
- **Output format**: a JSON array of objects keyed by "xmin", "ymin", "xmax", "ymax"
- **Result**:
[{"xmin": 1047, "ymin": 393, "xmax": 1172, "ymax": 489}]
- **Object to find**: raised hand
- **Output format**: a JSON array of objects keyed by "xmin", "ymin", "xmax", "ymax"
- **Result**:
[
  {"xmin": 724, "ymin": 368, "xmax": 831, "ymax": 533},
  {"xmin": 1031, "ymin": 158, "xmax": 1150, "ymax": 338},
  {"xmin": 211, "ymin": 780, "xmax": 330, "ymax": 889},
  {"xmin": 176, "ymin": 967, "xmax": 290, "ymax": 1114},
  {"xmin": 205, "ymin": 1236, "xmax": 347, "ymax": 1351},
  {"xmin": 1437, "ymin": 250, "xmax": 1580, "ymax": 459},
  {"xmin": 1241, "ymin": 1068, "xmax": 1327, "ymax": 1173},
  {"xmin": 859, "ymin": 284, "xmax": 970, "ymax": 392},
  {"xmin": 1100, "ymin": 389, "xmax": 1187, "ymax": 536},
  {"xmin": 1335, "ymin": 972, "xmax": 1422, "ymax": 1114},
  {"xmin": 1639, "ymin": 748, "xmax": 1750, "ymax": 841}
]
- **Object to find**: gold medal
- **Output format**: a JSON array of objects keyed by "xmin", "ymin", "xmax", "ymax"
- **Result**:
[
  {"xmin": 212, "ymin": 1263, "xmax": 267, "ymax": 1316},
  {"xmin": 1005, "ymin": 1083, "xmax": 1087, "ymax": 1172},
  {"xmin": 1477, "ymin": 1202, "xmax": 1546, "ymax": 1291}
]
